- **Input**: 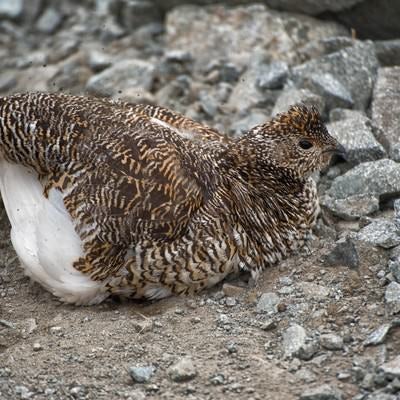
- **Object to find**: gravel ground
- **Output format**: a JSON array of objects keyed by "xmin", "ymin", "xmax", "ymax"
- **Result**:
[{"xmin": 1, "ymin": 1, "xmax": 400, "ymax": 399}]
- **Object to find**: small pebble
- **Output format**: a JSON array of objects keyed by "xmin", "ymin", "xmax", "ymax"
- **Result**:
[
  {"xmin": 129, "ymin": 365, "xmax": 155, "ymax": 383},
  {"xmin": 225, "ymin": 297, "xmax": 237, "ymax": 307},
  {"xmin": 320, "ymin": 333, "xmax": 344, "ymax": 350},
  {"xmin": 168, "ymin": 357, "xmax": 197, "ymax": 382},
  {"xmin": 33, "ymin": 342, "xmax": 42, "ymax": 352}
]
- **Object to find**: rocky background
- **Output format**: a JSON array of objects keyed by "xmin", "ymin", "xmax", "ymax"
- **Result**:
[{"xmin": 1, "ymin": 0, "xmax": 400, "ymax": 399}]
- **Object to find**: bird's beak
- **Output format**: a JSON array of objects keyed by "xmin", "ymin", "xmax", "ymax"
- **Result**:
[
  {"xmin": 323, "ymin": 142, "xmax": 347, "ymax": 160},
  {"xmin": 333, "ymin": 143, "xmax": 347, "ymax": 160}
]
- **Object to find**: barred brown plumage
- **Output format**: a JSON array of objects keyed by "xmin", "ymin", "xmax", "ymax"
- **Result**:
[{"xmin": 0, "ymin": 92, "xmax": 343, "ymax": 304}]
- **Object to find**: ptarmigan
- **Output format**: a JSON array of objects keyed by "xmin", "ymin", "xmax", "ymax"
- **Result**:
[{"xmin": 0, "ymin": 93, "xmax": 344, "ymax": 304}]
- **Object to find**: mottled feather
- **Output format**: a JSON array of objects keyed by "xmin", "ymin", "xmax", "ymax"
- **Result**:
[{"xmin": 0, "ymin": 93, "xmax": 342, "ymax": 304}]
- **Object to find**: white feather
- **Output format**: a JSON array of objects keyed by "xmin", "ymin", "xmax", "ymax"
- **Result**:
[{"xmin": 0, "ymin": 160, "xmax": 108, "ymax": 305}]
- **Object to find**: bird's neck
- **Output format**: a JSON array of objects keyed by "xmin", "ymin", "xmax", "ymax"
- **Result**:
[{"xmin": 229, "ymin": 138, "xmax": 305, "ymax": 195}]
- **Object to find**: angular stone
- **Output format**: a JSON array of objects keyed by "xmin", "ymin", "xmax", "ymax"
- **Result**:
[
  {"xmin": 227, "ymin": 61, "xmax": 278, "ymax": 112},
  {"xmin": 364, "ymin": 323, "xmax": 394, "ymax": 346},
  {"xmin": 256, "ymin": 292, "xmax": 280, "ymax": 314},
  {"xmin": 327, "ymin": 113, "xmax": 386, "ymax": 164},
  {"xmin": 292, "ymin": 41, "xmax": 378, "ymax": 110},
  {"xmin": 321, "ymin": 194, "xmax": 379, "ymax": 221},
  {"xmin": 320, "ymin": 333, "xmax": 344, "ymax": 350},
  {"xmin": 36, "ymin": 8, "xmax": 63, "ymax": 34},
  {"xmin": 327, "ymin": 159, "xmax": 400, "ymax": 201},
  {"xmin": 390, "ymin": 143, "xmax": 400, "ymax": 162},
  {"xmin": 357, "ymin": 219, "xmax": 400, "ymax": 249},
  {"xmin": 335, "ymin": 0, "xmax": 400, "ymax": 40},
  {"xmin": 119, "ymin": 0, "xmax": 161, "ymax": 30},
  {"xmin": 300, "ymin": 384, "xmax": 344, "ymax": 400},
  {"xmin": 87, "ymin": 50, "xmax": 113, "ymax": 72},
  {"xmin": 230, "ymin": 111, "xmax": 269, "ymax": 136},
  {"xmin": 298, "ymin": 36, "xmax": 354, "ymax": 63},
  {"xmin": 129, "ymin": 365, "xmax": 155, "ymax": 383},
  {"xmin": 272, "ymin": 88, "xmax": 325, "ymax": 117},
  {"xmin": 294, "ymin": 73, "xmax": 353, "ymax": 111},
  {"xmin": 168, "ymin": 357, "xmax": 197, "ymax": 382},
  {"xmin": 282, "ymin": 324, "xmax": 308, "ymax": 357},
  {"xmin": 323, "ymin": 237, "xmax": 359, "ymax": 268},
  {"xmin": 0, "ymin": 0, "xmax": 24, "ymax": 19},
  {"xmin": 372, "ymin": 67, "xmax": 400, "ymax": 152},
  {"xmin": 264, "ymin": 0, "xmax": 362, "ymax": 15},
  {"xmin": 256, "ymin": 61, "xmax": 288, "ymax": 90},
  {"xmin": 389, "ymin": 258, "xmax": 400, "ymax": 283},
  {"xmin": 297, "ymin": 282, "xmax": 330, "ymax": 301},
  {"xmin": 379, "ymin": 355, "xmax": 400, "ymax": 379},
  {"xmin": 375, "ymin": 39, "xmax": 400, "ymax": 67},
  {"xmin": 0, "ymin": 71, "xmax": 17, "ymax": 93},
  {"xmin": 166, "ymin": 4, "xmax": 347, "ymax": 73},
  {"xmin": 385, "ymin": 282, "xmax": 400, "ymax": 314},
  {"xmin": 86, "ymin": 59, "xmax": 155, "ymax": 97}
]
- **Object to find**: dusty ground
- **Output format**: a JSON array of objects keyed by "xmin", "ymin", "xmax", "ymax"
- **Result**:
[{"xmin": 0, "ymin": 200, "xmax": 398, "ymax": 400}]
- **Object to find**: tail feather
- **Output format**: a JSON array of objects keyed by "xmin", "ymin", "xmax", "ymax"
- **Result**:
[{"xmin": 0, "ymin": 159, "xmax": 108, "ymax": 304}]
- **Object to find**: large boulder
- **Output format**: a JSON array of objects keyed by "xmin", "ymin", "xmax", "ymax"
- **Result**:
[
  {"xmin": 371, "ymin": 67, "xmax": 400, "ymax": 153},
  {"xmin": 166, "ymin": 4, "xmax": 347, "ymax": 73}
]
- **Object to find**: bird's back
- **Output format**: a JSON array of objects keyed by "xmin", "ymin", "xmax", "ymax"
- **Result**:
[{"xmin": 0, "ymin": 93, "xmax": 223, "ymax": 303}]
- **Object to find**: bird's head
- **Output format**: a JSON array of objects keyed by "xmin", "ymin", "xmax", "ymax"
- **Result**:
[{"xmin": 238, "ymin": 104, "xmax": 345, "ymax": 178}]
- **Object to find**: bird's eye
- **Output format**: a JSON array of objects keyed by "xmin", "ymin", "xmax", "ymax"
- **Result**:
[{"xmin": 299, "ymin": 139, "xmax": 313, "ymax": 150}]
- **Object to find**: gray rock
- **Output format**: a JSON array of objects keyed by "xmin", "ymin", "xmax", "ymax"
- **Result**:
[
  {"xmin": 375, "ymin": 40, "xmax": 400, "ymax": 67},
  {"xmin": 230, "ymin": 111, "xmax": 269, "ymax": 136},
  {"xmin": 256, "ymin": 61, "xmax": 288, "ymax": 90},
  {"xmin": 168, "ymin": 357, "xmax": 197, "ymax": 382},
  {"xmin": 14, "ymin": 385, "xmax": 33, "ymax": 399},
  {"xmin": 296, "ymin": 341, "xmax": 319, "ymax": 361},
  {"xmin": 388, "ymin": 259, "xmax": 400, "ymax": 282},
  {"xmin": 225, "ymin": 297, "xmax": 237, "ymax": 307},
  {"xmin": 0, "ymin": 71, "xmax": 17, "ymax": 93},
  {"xmin": 87, "ymin": 50, "xmax": 113, "ymax": 72},
  {"xmin": 166, "ymin": 4, "xmax": 347, "ymax": 73},
  {"xmin": 263, "ymin": 0, "xmax": 362, "ymax": 15},
  {"xmin": 321, "ymin": 194, "xmax": 379, "ymax": 221},
  {"xmin": 86, "ymin": 59, "xmax": 155, "ymax": 97},
  {"xmin": 357, "ymin": 219, "xmax": 400, "ymax": 249},
  {"xmin": 327, "ymin": 113, "xmax": 386, "ymax": 164},
  {"xmin": 282, "ymin": 324, "xmax": 317, "ymax": 359},
  {"xmin": 292, "ymin": 41, "xmax": 378, "ymax": 110},
  {"xmin": 300, "ymin": 384, "xmax": 344, "ymax": 400},
  {"xmin": 32, "ymin": 342, "xmax": 42, "ymax": 351},
  {"xmin": 256, "ymin": 292, "xmax": 280, "ymax": 314},
  {"xmin": 323, "ymin": 237, "xmax": 359, "ymax": 268},
  {"xmin": 272, "ymin": 88, "xmax": 325, "ymax": 117},
  {"xmin": 294, "ymin": 73, "xmax": 353, "ymax": 111},
  {"xmin": 372, "ymin": 67, "xmax": 400, "ymax": 152},
  {"xmin": 119, "ymin": 0, "xmax": 161, "ymax": 30},
  {"xmin": 227, "ymin": 62, "xmax": 277, "ymax": 112},
  {"xmin": 379, "ymin": 355, "xmax": 400, "ymax": 379},
  {"xmin": 297, "ymin": 282, "xmax": 330, "ymax": 301},
  {"xmin": 329, "ymin": 108, "xmax": 366, "ymax": 122},
  {"xmin": 198, "ymin": 90, "xmax": 218, "ymax": 118},
  {"xmin": 335, "ymin": 0, "xmax": 400, "ymax": 40},
  {"xmin": 298, "ymin": 36, "xmax": 354, "ymax": 63},
  {"xmin": 36, "ymin": 8, "xmax": 63, "ymax": 34},
  {"xmin": 327, "ymin": 159, "xmax": 400, "ymax": 201},
  {"xmin": 364, "ymin": 321, "xmax": 400, "ymax": 346},
  {"xmin": 0, "ymin": 0, "xmax": 24, "ymax": 19},
  {"xmin": 385, "ymin": 282, "xmax": 400, "ymax": 314},
  {"xmin": 365, "ymin": 393, "xmax": 397, "ymax": 400},
  {"xmin": 129, "ymin": 365, "xmax": 155, "ymax": 383},
  {"xmin": 99, "ymin": 17, "xmax": 126, "ymax": 42},
  {"xmin": 320, "ymin": 333, "xmax": 344, "ymax": 351},
  {"xmin": 390, "ymin": 143, "xmax": 400, "ymax": 162}
]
